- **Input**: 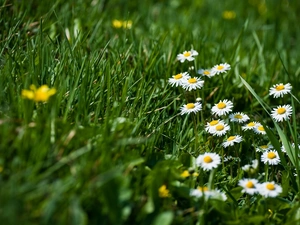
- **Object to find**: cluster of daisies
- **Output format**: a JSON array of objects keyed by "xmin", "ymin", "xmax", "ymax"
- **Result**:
[
  {"xmin": 269, "ymin": 83, "xmax": 293, "ymax": 122},
  {"xmin": 167, "ymin": 49, "xmax": 297, "ymax": 200}
]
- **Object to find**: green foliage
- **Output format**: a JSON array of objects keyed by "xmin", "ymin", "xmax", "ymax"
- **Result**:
[{"xmin": 1, "ymin": 0, "xmax": 300, "ymax": 224}]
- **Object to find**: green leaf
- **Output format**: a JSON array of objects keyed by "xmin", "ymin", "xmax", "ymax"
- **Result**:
[{"xmin": 153, "ymin": 211, "xmax": 174, "ymax": 225}]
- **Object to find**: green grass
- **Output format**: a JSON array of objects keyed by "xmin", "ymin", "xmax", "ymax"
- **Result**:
[{"xmin": 1, "ymin": 0, "xmax": 300, "ymax": 224}]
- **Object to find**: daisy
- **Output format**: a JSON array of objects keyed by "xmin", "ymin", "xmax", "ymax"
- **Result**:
[
  {"xmin": 255, "ymin": 144, "xmax": 274, "ymax": 153},
  {"xmin": 242, "ymin": 159, "xmax": 259, "ymax": 173},
  {"xmin": 253, "ymin": 124, "xmax": 266, "ymax": 135},
  {"xmin": 261, "ymin": 150, "xmax": 281, "ymax": 165},
  {"xmin": 280, "ymin": 144, "xmax": 287, "ymax": 153},
  {"xmin": 211, "ymin": 63, "xmax": 231, "ymax": 75},
  {"xmin": 238, "ymin": 178, "xmax": 259, "ymax": 195},
  {"xmin": 271, "ymin": 105, "xmax": 292, "ymax": 122},
  {"xmin": 211, "ymin": 99, "xmax": 233, "ymax": 116},
  {"xmin": 168, "ymin": 72, "xmax": 190, "ymax": 87},
  {"xmin": 190, "ymin": 187, "xmax": 227, "ymax": 201},
  {"xmin": 241, "ymin": 121, "xmax": 258, "ymax": 131},
  {"xmin": 180, "ymin": 102, "xmax": 202, "ymax": 115},
  {"xmin": 182, "ymin": 77, "xmax": 204, "ymax": 91},
  {"xmin": 197, "ymin": 68, "xmax": 216, "ymax": 78},
  {"xmin": 177, "ymin": 50, "xmax": 198, "ymax": 63},
  {"xmin": 222, "ymin": 135, "xmax": 243, "ymax": 148},
  {"xmin": 282, "ymin": 143, "xmax": 300, "ymax": 153},
  {"xmin": 196, "ymin": 152, "xmax": 221, "ymax": 171},
  {"xmin": 257, "ymin": 181, "xmax": 282, "ymax": 198},
  {"xmin": 190, "ymin": 186, "xmax": 209, "ymax": 198},
  {"xmin": 210, "ymin": 121, "xmax": 230, "ymax": 136},
  {"xmin": 224, "ymin": 155, "xmax": 241, "ymax": 162},
  {"xmin": 205, "ymin": 119, "xmax": 221, "ymax": 134},
  {"xmin": 229, "ymin": 112, "xmax": 250, "ymax": 123},
  {"xmin": 269, "ymin": 83, "xmax": 292, "ymax": 98}
]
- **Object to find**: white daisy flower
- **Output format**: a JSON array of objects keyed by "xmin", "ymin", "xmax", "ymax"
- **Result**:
[
  {"xmin": 180, "ymin": 102, "xmax": 202, "ymax": 115},
  {"xmin": 177, "ymin": 50, "xmax": 198, "ymax": 63},
  {"xmin": 190, "ymin": 186, "xmax": 209, "ymax": 198},
  {"xmin": 282, "ymin": 143, "xmax": 300, "ymax": 153},
  {"xmin": 210, "ymin": 122, "xmax": 230, "ymax": 136},
  {"xmin": 238, "ymin": 178, "xmax": 259, "ymax": 195},
  {"xmin": 242, "ymin": 159, "xmax": 259, "ymax": 173},
  {"xmin": 196, "ymin": 152, "xmax": 221, "ymax": 171},
  {"xmin": 229, "ymin": 112, "xmax": 250, "ymax": 123},
  {"xmin": 271, "ymin": 105, "xmax": 292, "ymax": 122},
  {"xmin": 261, "ymin": 150, "xmax": 281, "ymax": 165},
  {"xmin": 253, "ymin": 124, "xmax": 266, "ymax": 135},
  {"xmin": 269, "ymin": 83, "xmax": 292, "ymax": 98},
  {"xmin": 257, "ymin": 181, "xmax": 282, "ymax": 198},
  {"xmin": 242, "ymin": 121, "xmax": 259, "ymax": 131},
  {"xmin": 223, "ymin": 156, "xmax": 241, "ymax": 162},
  {"xmin": 168, "ymin": 72, "xmax": 190, "ymax": 87},
  {"xmin": 205, "ymin": 119, "xmax": 221, "ymax": 134},
  {"xmin": 190, "ymin": 187, "xmax": 227, "ymax": 201},
  {"xmin": 223, "ymin": 155, "xmax": 234, "ymax": 162},
  {"xmin": 255, "ymin": 144, "xmax": 274, "ymax": 153},
  {"xmin": 222, "ymin": 135, "xmax": 243, "ymax": 148},
  {"xmin": 211, "ymin": 99, "xmax": 233, "ymax": 116},
  {"xmin": 182, "ymin": 77, "xmax": 204, "ymax": 91},
  {"xmin": 281, "ymin": 144, "xmax": 287, "ymax": 153},
  {"xmin": 212, "ymin": 63, "xmax": 231, "ymax": 75},
  {"xmin": 197, "ymin": 68, "xmax": 216, "ymax": 78}
]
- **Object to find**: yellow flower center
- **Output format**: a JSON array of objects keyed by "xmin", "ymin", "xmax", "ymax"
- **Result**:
[
  {"xmin": 217, "ymin": 65, "xmax": 224, "ymax": 70},
  {"xmin": 174, "ymin": 73, "xmax": 183, "ymax": 80},
  {"xmin": 258, "ymin": 126, "xmax": 265, "ymax": 131},
  {"xmin": 247, "ymin": 122, "xmax": 255, "ymax": 127},
  {"xmin": 183, "ymin": 51, "xmax": 191, "ymax": 57},
  {"xmin": 217, "ymin": 102, "xmax": 226, "ymax": 109},
  {"xmin": 246, "ymin": 181, "xmax": 254, "ymax": 188},
  {"xmin": 275, "ymin": 84, "xmax": 285, "ymax": 91},
  {"xmin": 267, "ymin": 152, "xmax": 276, "ymax": 159},
  {"xmin": 197, "ymin": 186, "xmax": 209, "ymax": 192},
  {"xmin": 203, "ymin": 156, "xmax": 213, "ymax": 163},
  {"xmin": 188, "ymin": 78, "xmax": 197, "ymax": 84},
  {"xmin": 216, "ymin": 124, "xmax": 224, "ymax": 131},
  {"xmin": 266, "ymin": 183, "xmax": 275, "ymax": 190},
  {"xmin": 209, "ymin": 120, "xmax": 219, "ymax": 126},
  {"xmin": 234, "ymin": 114, "xmax": 243, "ymax": 119},
  {"xmin": 227, "ymin": 136, "xmax": 236, "ymax": 141},
  {"xmin": 203, "ymin": 70, "xmax": 210, "ymax": 75},
  {"xmin": 260, "ymin": 145, "xmax": 268, "ymax": 149},
  {"xmin": 277, "ymin": 107, "xmax": 286, "ymax": 114},
  {"xmin": 186, "ymin": 103, "xmax": 195, "ymax": 109}
]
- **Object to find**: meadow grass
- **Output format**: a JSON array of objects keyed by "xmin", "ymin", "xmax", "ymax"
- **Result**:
[{"xmin": 1, "ymin": 0, "xmax": 300, "ymax": 224}]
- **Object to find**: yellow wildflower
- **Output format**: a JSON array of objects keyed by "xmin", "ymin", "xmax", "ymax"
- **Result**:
[
  {"xmin": 22, "ymin": 84, "xmax": 56, "ymax": 102},
  {"xmin": 158, "ymin": 185, "xmax": 170, "ymax": 198},
  {"xmin": 112, "ymin": 20, "xmax": 123, "ymax": 28},
  {"xmin": 180, "ymin": 170, "xmax": 190, "ymax": 178},
  {"xmin": 222, "ymin": 11, "xmax": 236, "ymax": 20},
  {"xmin": 112, "ymin": 20, "xmax": 132, "ymax": 29}
]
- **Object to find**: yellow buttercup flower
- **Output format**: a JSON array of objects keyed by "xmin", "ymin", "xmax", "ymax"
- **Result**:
[
  {"xmin": 158, "ymin": 185, "xmax": 170, "ymax": 198},
  {"xmin": 112, "ymin": 20, "xmax": 132, "ymax": 29},
  {"xmin": 222, "ymin": 11, "xmax": 236, "ymax": 20},
  {"xmin": 180, "ymin": 170, "xmax": 190, "ymax": 178},
  {"xmin": 22, "ymin": 84, "xmax": 56, "ymax": 102}
]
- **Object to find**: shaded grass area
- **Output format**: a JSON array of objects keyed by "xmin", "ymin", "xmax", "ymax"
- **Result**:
[{"xmin": 1, "ymin": 0, "xmax": 300, "ymax": 224}]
